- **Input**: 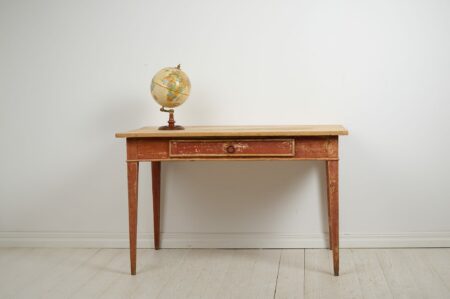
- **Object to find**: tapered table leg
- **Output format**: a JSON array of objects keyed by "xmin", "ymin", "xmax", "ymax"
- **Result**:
[
  {"xmin": 326, "ymin": 160, "xmax": 339, "ymax": 276},
  {"xmin": 152, "ymin": 161, "xmax": 161, "ymax": 250},
  {"xmin": 326, "ymin": 162, "xmax": 333, "ymax": 250},
  {"xmin": 127, "ymin": 162, "xmax": 139, "ymax": 275}
]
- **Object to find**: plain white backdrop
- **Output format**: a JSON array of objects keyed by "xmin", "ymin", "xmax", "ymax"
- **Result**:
[{"xmin": 0, "ymin": 0, "xmax": 449, "ymax": 248}]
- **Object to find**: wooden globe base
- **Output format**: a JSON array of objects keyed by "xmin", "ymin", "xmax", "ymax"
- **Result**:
[
  {"xmin": 159, "ymin": 124, "xmax": 184, "ymax": 130},
  {"xmin": 158, "ymin": 110, "xmax": 184, "ymax": 130}
]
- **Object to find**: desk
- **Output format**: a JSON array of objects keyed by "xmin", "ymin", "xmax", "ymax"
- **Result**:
[{"xmin": 116, "ymin": 125, "xmax": 348, "ymax": 276}]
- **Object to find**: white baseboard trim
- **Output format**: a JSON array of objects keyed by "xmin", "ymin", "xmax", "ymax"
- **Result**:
[{"xmin": 0, "ymin": 232, "xmax": 449, "ymax": 248}]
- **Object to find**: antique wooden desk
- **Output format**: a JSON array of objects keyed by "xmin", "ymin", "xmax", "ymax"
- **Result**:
[{"xmin": 116, "ymin": 125, "xmax": 348, "ymax": 276}]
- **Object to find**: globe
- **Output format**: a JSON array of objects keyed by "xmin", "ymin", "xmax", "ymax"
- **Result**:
[{"xmin": 150, "ymin": 65, "xmax": 191, "ymax": 108}]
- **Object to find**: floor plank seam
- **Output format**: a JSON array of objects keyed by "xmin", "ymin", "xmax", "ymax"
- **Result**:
[
  {"xmin": 10, "ymin": 248, "xmax": 75, "ymax": 298},
  {"xmin": 303, "ymin": 249, "xmax": 306, "ymax": 299},
  {"xmin": 69, "ymin": 249, "xmax": 122, "ymax": 298},
  {"xmin": 272, "ymin": 250, "xmax": 282, "ymax": 299},
  {"xmin": 350, "ymin": 249, "xmax": 366, "ymax": 298},
  {"xmin": 154, "ymin": 249, "xmax": 192, "ymax": 299},
  {"xmin": 423, "ymin": 251, "xmax": 450, "ymax": 293},
  {"xmin": 37, "ymin": 248, "xmax": 102, "ymax": 298},
  {"xmin": 402, "ymin": 249, "xmax": 427, "ymax": 297},
  {"xmin": 375, "ymin": 250, "xmax": 395, "ymax": 298}
]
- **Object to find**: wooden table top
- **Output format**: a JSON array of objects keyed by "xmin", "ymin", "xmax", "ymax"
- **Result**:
[{"xmin": 116, "ymin": 125, "xmax": 348, "ymax": 138}]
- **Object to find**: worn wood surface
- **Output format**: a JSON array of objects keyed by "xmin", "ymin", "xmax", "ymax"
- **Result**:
[
  {"xmin": 169, "ymin": 139, "xmax": 295, "ymax": 157},
  {"xmin": 326, "ymin": 160, "xmax": 339, "ymax": 276},
  {"xmin": 127, "ymin": 162, "xmax": 138, "ymax": 275},
  {"xmin": 151, "ymin": 161, "xmax": 161, "ymax": 250},
  {"xmin": 2, "ymin": 249, "xmax": 449, "ymax": 299},
  {"xmin": 127, "ymin": 136, "xmax": 338, "ymax": 161},
  {"xmin": 326, "ymin": 162, "xmax": 332, "ymax": 250},
  {"xmin": 116, "ymin": 125, "xmax": 348, "ymax": 138}
]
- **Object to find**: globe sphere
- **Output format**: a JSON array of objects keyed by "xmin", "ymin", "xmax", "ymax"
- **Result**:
[{"xmin": 150, "ymin": 66, "xmax": 191, "ymax": 108}]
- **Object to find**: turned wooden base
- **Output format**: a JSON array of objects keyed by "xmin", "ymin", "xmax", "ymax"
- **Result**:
[
  {"xmin": 158, "ymin": 110, "xmax": 184, "ymax": 130},
  {"xmin": 158, "ymin": 125, "xmax": 184, "ymax": 130}
]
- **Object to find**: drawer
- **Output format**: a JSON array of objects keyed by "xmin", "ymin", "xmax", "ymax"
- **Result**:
[{"xmin": 169, "ymin": 139, "xmax": 295, "ymax": 157}]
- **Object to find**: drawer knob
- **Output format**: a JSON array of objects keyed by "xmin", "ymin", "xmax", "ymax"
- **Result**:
[{"xmin": 226, "ymin": 145, "xmax": 236, "ymax": 154}]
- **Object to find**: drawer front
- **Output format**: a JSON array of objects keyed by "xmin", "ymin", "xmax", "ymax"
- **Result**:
[{"xmin": 169, "ymin": 139, "xmax": 295, "ymax": 157}]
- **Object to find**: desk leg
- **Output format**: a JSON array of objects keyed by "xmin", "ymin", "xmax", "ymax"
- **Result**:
[
  {"xmin": 326, "ymin": 162, "xmax": 332, "ymax": 250},
  {"xmin": 326, "ymin": 160, "xmax": 339, "ymax": 276},
  {"xmin": 152, "ymin": 161, "xmax": 161, "ymax": 250},
  {"xmin": 127, "ymin": 161, "xmax": 139, "ymax": 275}
]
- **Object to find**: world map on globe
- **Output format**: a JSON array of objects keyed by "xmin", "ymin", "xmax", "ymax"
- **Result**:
[{"xmin": 150, "ymin": 66, "xmax": 191, "ymax": 108}]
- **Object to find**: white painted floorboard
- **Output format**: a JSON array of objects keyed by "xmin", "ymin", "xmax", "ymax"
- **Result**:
[{"xmin": 0, "ymin": 248, "xmax": 449, "ymax": 299}]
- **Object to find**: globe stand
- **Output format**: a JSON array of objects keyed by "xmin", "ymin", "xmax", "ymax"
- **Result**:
[{"xmin": 158, "ymin": 107, "xmax": 184, "ymax": 130}]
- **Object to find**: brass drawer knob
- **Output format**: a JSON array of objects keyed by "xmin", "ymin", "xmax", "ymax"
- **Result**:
[{"xmin": 226, "ymin": 145, "xmax": 236, "ymax": 154}]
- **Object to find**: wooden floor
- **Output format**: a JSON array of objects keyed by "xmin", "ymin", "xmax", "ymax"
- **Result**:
[{"xmin": 0, "ymin": 248, "xmax": 449, "ymax": 299}]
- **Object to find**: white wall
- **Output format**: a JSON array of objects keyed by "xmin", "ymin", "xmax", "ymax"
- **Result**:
[{"xmin": 1, "ymin": 0, "xmax": 449, "ymax": 248}]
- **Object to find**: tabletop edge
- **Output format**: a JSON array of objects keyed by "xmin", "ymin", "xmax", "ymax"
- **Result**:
[{"xmin": 115, "ymin": 125, "xmax": 349, "ymax": 138}]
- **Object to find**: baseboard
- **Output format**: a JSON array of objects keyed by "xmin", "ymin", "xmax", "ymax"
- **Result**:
[{"xmin": 1, "ymin": 231, "xmax": 449, "ymax": 248}]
